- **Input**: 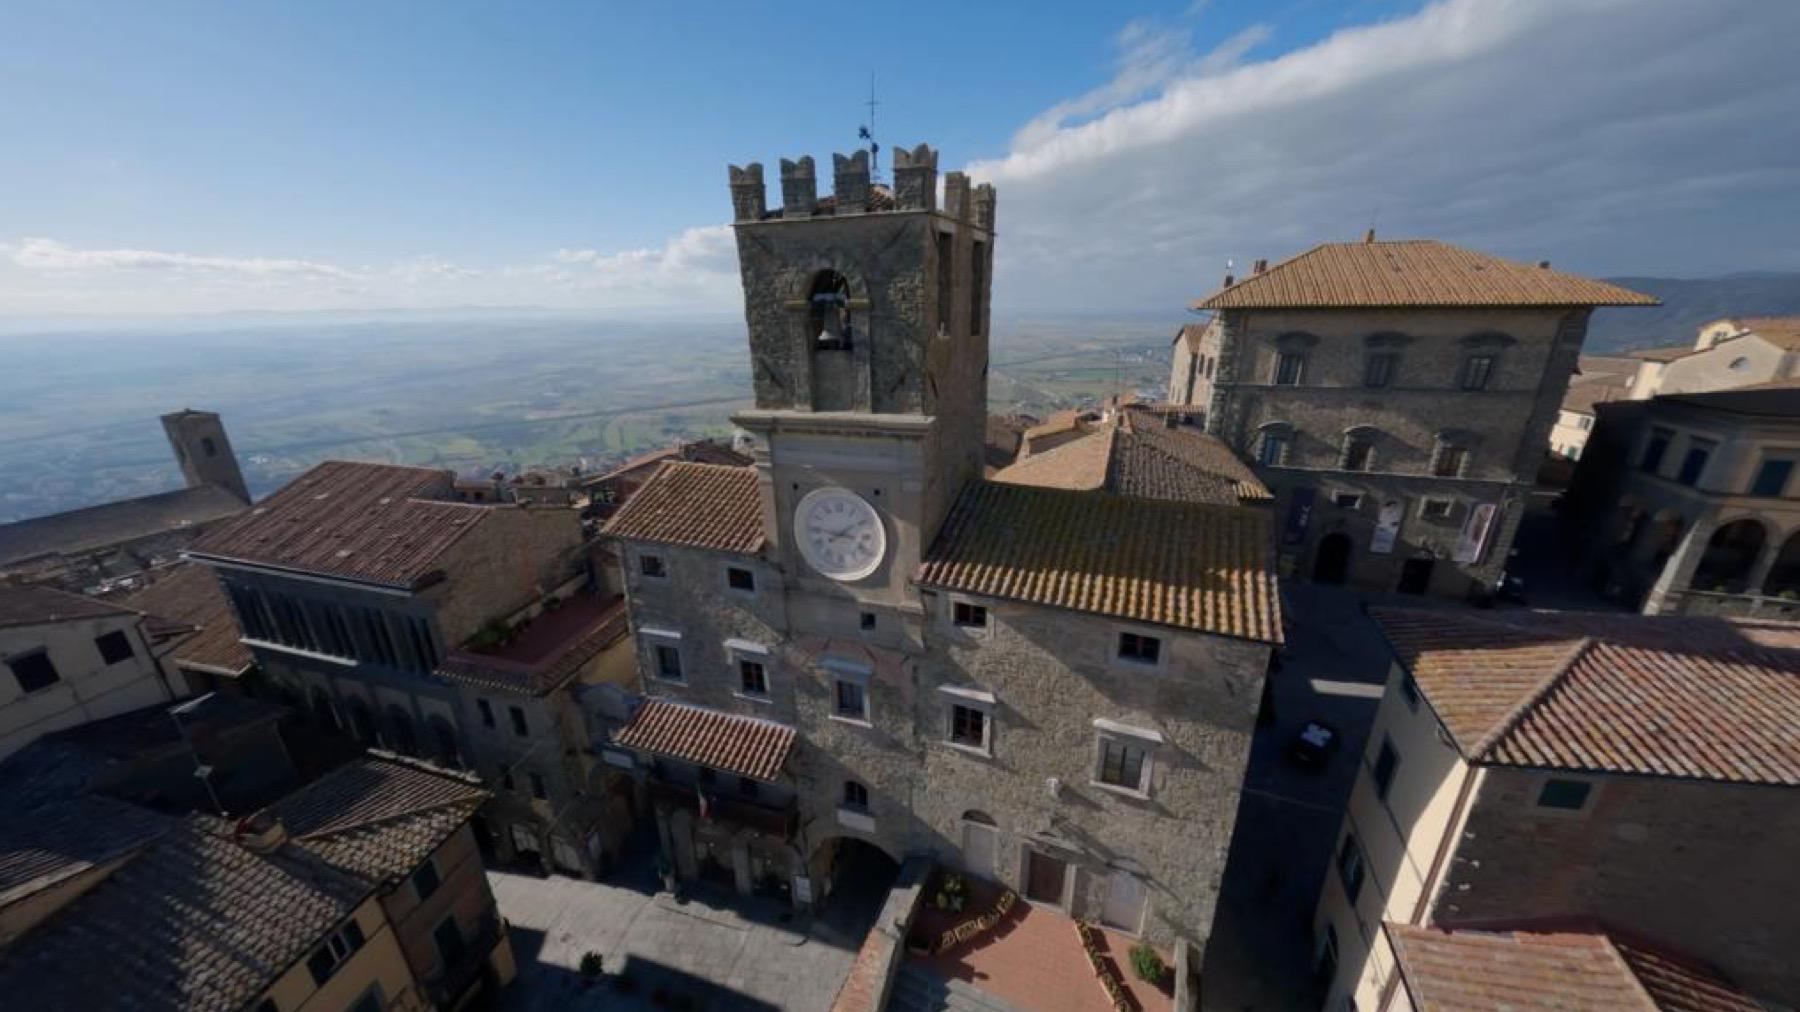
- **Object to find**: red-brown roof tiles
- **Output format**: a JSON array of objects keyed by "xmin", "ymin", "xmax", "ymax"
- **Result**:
[
  {"xmin": 612, "ymin": 698, "xmax": 795, "ymax": 782},
  {"xmin": 1372, "ymin": 608, "xmax": 1800, "ymax": 785},
  {"xmin": 121, "ymin": 562, "xmax": 253, "ymax": 676},
  {"xmin": 599, "ymin": 461, "xmax": 765, "ymax": 555}
]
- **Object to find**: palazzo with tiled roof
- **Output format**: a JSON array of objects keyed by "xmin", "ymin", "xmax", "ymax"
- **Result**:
[
  {"xmin": 1312, "ymin": 607, "xmax": 1800, "ymax": 1010},
  {"xmin": 1167, "ymin": 234, "xmax": 1656, "ymax": 598},
  {"xmin": 598, "ymin": 143, "xmax": 1282, "ymax": 983}
]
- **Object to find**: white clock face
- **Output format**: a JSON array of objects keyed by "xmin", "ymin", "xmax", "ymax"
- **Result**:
[{"xmin": 795, "ymin": 487, "xmax": 887, "ymax": 581}]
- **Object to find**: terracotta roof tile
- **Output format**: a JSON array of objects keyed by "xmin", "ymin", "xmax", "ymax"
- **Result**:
[
  {"xmin": 270, "ymin": 753, "xmax": 488, "ymax": 882},
  {"xmin": 1194, "ymin": 240, "xmax": 1658, "ymax": 310},
  {"xmin": 1371, "ymin": 608, "xmax": 1800, "ymax": 785},
  {"xmin": 1386, "ymin": 923, "xmax": 1761, "ymax": 1012},
  {"xmin": 0, "ymin": 583, "xmax": 135, "ymax": 628},
  {"xmin": 0, "ymin": 483, "xmax": 248, "ymax": 568},
  {"xmin": 121, "ymin": 562, "xmax": 253, "ymax": 676},
  {"xmin": 995, "ymin": 416, "xmax": 1269, "ymax": 506},
  {"xmin": 600, "ymin": 461, "xmax": 765, "ymax": 555},
  {"xmin": 613, "ymin": 698, "xmax": 795, "ymax": 782},
  {"xmin": 188, "ymin": 460, "xmax": 489, "ymax": 588},
  {"xmin": 436, "ymin": 595, "xmax": 630, "ymax": 696},
  {"xmin": 1734, "ymin": 315, "xmax": 1800, "ymax": 350},
  {"xmin": 917, "ymin": 481, "xmax": 1282, "ymax": 643},
  {"xmin": 1561, "ymin": 378, "xmax": 1631, "ymax": 415}
]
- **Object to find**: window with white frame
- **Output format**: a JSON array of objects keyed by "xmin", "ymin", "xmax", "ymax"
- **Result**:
[
  {"xmin": 1460, "ymin": 354, "xmax": 1496, "ymax": 391},
  {"xmin": 653, "ymin": 645, "xmax": 682, "ymax": 681},
  {"xmin": 726, "ymin": 639, "xmax": 771, "ymax": 699},
  {"xmin": 827, "ymin": 658, "xmax": 871, "ymax": 723},
  {"xmin": 842, "ymin": 780, "xmax": 869, "ymax": 811},
  {"xmin": 1336, "ymin": 832, "xmax": 1365, "ymax": 902},
  {"xmin": 1332, "ymin": 491, "xmax": 1364, "ymax": 510},
  {"xmin": 1274, "ymin": 351, "xmax": 1306, "ymax": 386},
  {"xmin": 1091, "ymin": 719, "xmax": 1161, "ymax": 796},
  {"xmin": 948, "ymin": 704, "xmax": 989, "ymax": 751},
  {"xmin": 1257, "ymin": 425, "xmax": 1293, "ymax": 466},
  {"xmin": 1116, "ymin": 631, "xmax": 1162, "ymax": 665},
  {"xmin": 738, "ymin": 658, "xmax": 768, "ymax": 696},
  {"xmin": 1420, "ymin": 497, "xmax": 1455, "ymax": 522}
]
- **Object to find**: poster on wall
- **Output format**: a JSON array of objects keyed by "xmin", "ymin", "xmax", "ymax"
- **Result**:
[
  {"xmin": 1371, "ymin": 499, "xmax": 1404, "ymax": 555},
  {"xmin": 1454, "ymin": 501, "xmax": 1500, "ymax": 563},
  {"xmin": 1282, "ymin": 487, "xmax": 1316, "ymax": 546}
]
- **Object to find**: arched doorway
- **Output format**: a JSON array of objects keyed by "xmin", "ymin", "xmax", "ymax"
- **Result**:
[
  {"xmin": 1692, "ymin": 518, "xmax": 1767, "ymax": 593},
  {"xmin": 810, "ymin": 836, "xmax": 900, "ymax": 910},
  {"xmin": 1763, "ymin": 530, "xmax": 1800, "ymax": 598},
  {"xmin": 1313, "ymin": 532, "xmax": 1353, "ymax": 584}
]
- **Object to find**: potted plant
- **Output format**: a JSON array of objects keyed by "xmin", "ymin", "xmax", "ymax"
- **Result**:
[
  {"xmin": 1129, "ymin": 942, "xmax": 1168, "ymax": 985},
  {"xmin": 579, "ymin": 951, "xmax": 604, "ymax": 978}
]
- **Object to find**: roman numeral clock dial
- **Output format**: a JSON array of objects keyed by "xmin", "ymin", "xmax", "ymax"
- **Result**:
[{"xmin": 794, "ymin": 487, "xmax": 887, "ymax": 582}]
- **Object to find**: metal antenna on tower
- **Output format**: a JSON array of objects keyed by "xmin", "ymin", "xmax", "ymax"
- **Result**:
[{"xmin": 858, "ymin": 75, "xmax": 881, "ymax": 184}]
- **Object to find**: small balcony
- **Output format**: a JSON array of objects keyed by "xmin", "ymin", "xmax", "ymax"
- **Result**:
[{"xmin": 437, "ymin": 594, "xmax": 628, "ymax": 695}]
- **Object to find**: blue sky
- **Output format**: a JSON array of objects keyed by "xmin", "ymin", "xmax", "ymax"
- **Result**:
[{"xmin": 2, "ymin": 0, "xmax": 1796, "ymax": 316}]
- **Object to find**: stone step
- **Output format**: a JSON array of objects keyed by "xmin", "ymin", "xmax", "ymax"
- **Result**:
[{"xmin": 889, "ymin": 964, "xmax": 1025, "ymax": 1012}]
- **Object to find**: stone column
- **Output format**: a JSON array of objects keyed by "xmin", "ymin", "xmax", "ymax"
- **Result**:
[
  {"xmin": 1643, "ymin": 510, "xmax": 1717, "ymax": 615},
  {"xmin": 1744, "ymin": 535, "xmax": 1783, "ymax": 598},
  {"xmin": 731, "ymin": 838, "xmax": 755, "ymax": 896}
]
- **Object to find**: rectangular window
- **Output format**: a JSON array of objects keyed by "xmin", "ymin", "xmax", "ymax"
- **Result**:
[
  {"xmin": 1676, "ymin": 438, "xmax": 1715, "ymax": 486},
  {"xmin": 948, "ymin": 704, "xmax": 987, "ymax": 750},
  {"xmin": 1641, "ymin": 427, "xmax": 1673, "ymax": 473},
  {"xmin": 1336, "ymin": 834, "xmax": 1365, "ymax": 902},
  {"xmin": 1332, "ymin": 492, "xmax": 1364, "ymax": 510},
  {"xmin": 7, "ymin": 651, "xmax": 59, "ymax": 693},
  {"xmin": 859, "ymin": 611, "xmax": 876, "ymax": 631},
  {"xmin": 654, "ymin": 644, "xmax": 683, "ymax": 681},
  {"xmin": 739, "ymin": 659, "xmax": 768, "ymax": 696},
  {"xmin": 508, "ymin": 705, "xmax": 529, "ymax": 737},
  {"xmin": 306, "ymin": 920, "xmax": 367, "ymax": 987},
  {"xmin": 1537, "ymin": 778, "xmax": 1591, "ymax": 811},
  {"xmin": 1421, "ymin": 498, "xmax": 1455, "ymax": 521},
  {"xmin": 477, "ymin": 699, "xmax": 495, "ymax": 728},
  {"xmin": 94, "ymin": 630, "xmax": 133, "ymax": 666},
  {"xmin": 834, "ymin": 679, "xmax": 867, "ymax": 721},
  {"xmin": 1343, "ymin": 437, "xmax": 1374, "ymax": 472},
  {"xmin": 1372, "ymin": 738, "xmax": 1399, "ymax": 801},
  {"xmin": 640, "ymin": 554, "xmax": 667, "ymax": 578},
  {"xmin": 1363, "ymin": 352, "xmax": 1397, "ymax": 388},
  {"xmin": 1578, "ymin": 415, "xmax": 1593, "ymax": 431},
  {"xmin": 529, "ymin": 772, "xmax": 547, "ymax": 800},
  {"xmin": 1258, "ymin": 432, "xmax": 1289, "ymax": 466},
  {"xmin": 411, "ymin": 859, "xmax": 441, "ymax": 901},
  {"xmin": 1399, "ymin": 672, "xmax": 1420, "ymax": 711},
  {"xmin": 433, "ymin": 916, "xmax": 468, "ymax": 970},
  {"xmin": 953, "ymin": 601, "xmax": 988, "ymax": 629},
  {"xmin": 726, "ymin": 566, "xmax": 756, "ymax": 592},
  {"xmin": 1274, "ymin": 351, "xmax": 1305, "ymax": 386},
  {"xmin": 1752, "ymin": 458, "xmax": 1795, "ymax": 497},
  {"xmin": 1117, "ymin": 632, "xmax": 1161, "ymax": 665},
  {"xmin": 1434, "ymin": 445, "xmax": 1469, "ymax": 478},
  {"xmin": 1460, "ymin": 355, "xmax": 1495, "ymax": 391},
  {"xmin": 1097, "ymin": 738, "xmax": 1148, "ymax": 791}
]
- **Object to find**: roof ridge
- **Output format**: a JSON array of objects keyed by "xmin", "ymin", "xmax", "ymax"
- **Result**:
[
  {"xmin": 287, "ymin": 753, "xmax": 487, "ymax": 841},
  {"xmin": 1468, "ymin": 635, "xmax": 1594, "ymax": 759},
  {"xmin": 643, "ymin": 695, "xmax": 796, "ymax": 733},
  {"xmin": 1596, "ymin": 933, "xmax": 1666, "ymax": 1012}
]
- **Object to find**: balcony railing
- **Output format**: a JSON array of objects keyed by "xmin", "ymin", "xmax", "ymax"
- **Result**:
[{"xmin": 1665, "ymin": 588, "xmax": 1800, "ymax": 619}]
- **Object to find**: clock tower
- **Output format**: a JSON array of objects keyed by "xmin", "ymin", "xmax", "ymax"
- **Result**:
[{"xmin": 728, "ymin": 145, "xmax": 996, "ymax": 614}]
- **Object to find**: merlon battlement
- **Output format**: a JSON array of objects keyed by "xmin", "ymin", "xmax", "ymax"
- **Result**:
[{"xmin": 727, "ymin": 143, "xmax": 993, "ymax": 228}]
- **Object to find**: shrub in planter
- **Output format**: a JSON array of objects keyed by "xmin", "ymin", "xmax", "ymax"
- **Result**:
[
  {"xmin": 1130, "ymin": 942, "xmax": 1168, "ymax": 985},
  {"xmin": 579, "ymin": 951, "xmax": 604, "ymax": 977}
]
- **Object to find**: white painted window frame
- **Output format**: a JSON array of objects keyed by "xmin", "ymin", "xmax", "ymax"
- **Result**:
[{"xmin": 1090, "ymin": 718, "xmax": 1162, "ymax": 799}]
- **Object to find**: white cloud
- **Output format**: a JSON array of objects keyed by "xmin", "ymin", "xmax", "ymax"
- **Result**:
[
  {"xmin": 971, "ymin": 0, "xmax": 1800, "ymax": 311},
  {"xmin": 9, "ymin": 237, "xmax": 355, "ymax": 279}
]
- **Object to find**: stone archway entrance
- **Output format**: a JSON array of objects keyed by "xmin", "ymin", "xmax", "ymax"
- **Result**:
[
  {"xmin": 810, "ymin": 836, "xmax": 900, "ymax": 938},
  {"xmin": 1313, "ymin": 532, "xmax": 1353, "ymax": 584}
]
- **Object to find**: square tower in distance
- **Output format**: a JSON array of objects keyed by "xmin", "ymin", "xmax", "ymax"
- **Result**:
[{"xmin": 160, "ymin": 409, "xmax": 250, "ymax": 504}]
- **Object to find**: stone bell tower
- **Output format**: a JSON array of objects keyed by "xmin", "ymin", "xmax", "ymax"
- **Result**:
[
  {"xmin": 161, "ymin": 408, "xmax": 251, "ymax": 503},
  {"xmin": 727, "ymin": 143, "xmax": 997, "ymax": 604}
]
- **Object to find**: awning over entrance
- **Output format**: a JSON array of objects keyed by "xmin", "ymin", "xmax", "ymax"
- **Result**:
[{"xmin": 613, "ymin": 697, "xmax": 796, "ymax": 781}]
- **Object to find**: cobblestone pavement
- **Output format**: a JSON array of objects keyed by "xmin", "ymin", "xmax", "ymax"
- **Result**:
[
  {"xmin": 490, "ymin": 860, "xmax": 882, "ymax": 1012},
  {"xmin": 1200, "ymin": 582, "xmax": 1398, "ymax": 1011}
]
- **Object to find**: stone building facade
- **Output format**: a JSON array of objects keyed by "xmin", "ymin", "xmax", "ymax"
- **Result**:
[
  {"xmin": 1167, "ymin": 239, "xmax": 1655, "ymax": 598},
  {"xmin": 1562, "ymin": 381, "xmax": 1800, "ymax": 617},
  {"xmin": 601, "ymin": 142, "xmax": 1282, "ymax": 967},
  {"xmin": 1313, "ymin": 607, "xmax": 1800, "ymax": 1010},
  {"xmin": 187, "ymin": 460, "xmax": 637, "ymax": 879}
]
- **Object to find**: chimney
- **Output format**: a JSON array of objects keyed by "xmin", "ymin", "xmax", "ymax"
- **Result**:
[
  {"xmin": 234, "ymin": 813, "xmax": 288, "ymax": 854},
  {"xmin": 1253, "ymin": 258, "xmax": 1268, "ymax": 274},
  {"xmin": 1364, "ymin": 228, "xmax": 1376, "ymax": 244},
  {"xmin": 1537, "ymin": 260, "xmax": 1551, "ymax": 269},
  {"xmin": 1222, "ymin": 273, "xmax": 1235, "ymax": 288}
]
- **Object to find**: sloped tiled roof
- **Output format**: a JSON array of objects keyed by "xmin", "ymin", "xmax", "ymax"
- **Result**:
[
  {"xmin": 1561, "ymin": 377, "xmax": 1631, "ymax": 416},
  {"xmin": 0, "ymin": 813, "xmax": 370, "ymax": 1012},
  {"xmin": 270, "ymin": 753, "xmax": 488, "ymax": 882},
  {"xmin": 0, "ymin": 483, "xmax": 248, "ymax": 568},
  {"xmin": 1386, "ymin": 923, "xmax": 1763, "ymax": 1012},
  {"xmin": 994, "ymin": 417, "xmax": 1269, "ymax": 507},
  {"xmin": 918, "ymin": 481, "xmax": 1282, "ymax": 643},
  {"xmin": 613, "ymin": 698, "xmax": 795, "ymax": 782},
  {"xmin": 0, "ymin": 795, "xmax": 169, "ymax": 910},
  {"xmin": 1736, "ymin": 315, "xmax": 1800, "ymax": 350},
  {"xmin": 1371, "ymin": 608, "xmax": 1800, "ymax": 784},
  {"xmin": 188, "ymin": 460, "xmax": 487, "ymax": 589},
  {"xmin": 0, "ymin": 583, "xmax": 135, "ymax": 628},
  {"xmin": 1194, "ymin": 240, "xmax": 1658, "ymax": 310},
  {"xmin": 600, "ymin": 461, "xmax": 765, "ymax": 555},
  {"xmin": 121, "ymin": 562, "xmax": 253, "ymax": 676}
]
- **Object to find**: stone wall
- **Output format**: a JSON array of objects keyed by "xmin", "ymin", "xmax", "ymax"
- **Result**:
[{"xmin": 1443, "ymin": 769, "xmax": 1800, "ymax": 1003}]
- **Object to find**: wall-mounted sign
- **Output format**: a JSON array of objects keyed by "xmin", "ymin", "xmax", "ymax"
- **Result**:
[
  {"xmin": 1454, "ymin": 501, "xmax": 1500, "ymax": 563},
  {"xmin": 1282, "ymin": 487, "xmax": 1316, "ymax": 546},
  {"xmin": 792, "ymin": 875, "xmax": 813, "ymax": 905},
  {"xmin": 1371, "ymin": 499, "xmax": 1405, "ymax": 555}
]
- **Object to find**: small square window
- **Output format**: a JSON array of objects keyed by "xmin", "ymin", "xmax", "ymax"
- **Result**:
[
  {"xmin": 640, "ymin": 554, "xmax": 667, "ymax": 578},
  {"xmin": 1752, "ymin": 458, "xmax": 1794, "ymax": 497},
  {"xmin": 1372, "ymin": 738, "xmax": 1399, "ymax": 801},
  {"xmin": 476, "ymin": 699, "xmax": 495, "ymax": 728},
  {"xmin": 1421, "ymin": 498, "xmax": 1455, "ymax": 522},
  {"xmin": 739, "ymin": 659, "xmax": 768, "ymax": 696},
  {"xmin": 859, "ymin": 612, "xmax": 876, "ymax": 631},
  {"xmin": 509, "ymin": 705, "xmax": 529, "ymax": 737},
  {"xmin": 834, "ymin": 679, "xmax": 867, "ymax": 721},
  {"xmin": 843, "ymin": 780, "xmax": 869, "ymax": 811},
  {"xmin": 94, "ymin": 630, "xmax": 134, "ymax": 665},
  {"xmin": 7, "ymin": 651, "xmax": 60, "ymax": 693},
  {"xmin": 953, "ymin": 601, "xmax": 988, "ymax": 629},
  {"xmin": 1117, "ymin": 632, "xmax": 1161, "ymax": 665},
  {"xmin": 1641, "ymin": 428, "xmax": 1673, "ymax": 473},
  {"xmin": 1332, "ymin": 492, "xmax": 1364, "ymax": 510},
  {"xmin": 949, "ymin": 704, "xmax": 988, "ymax": 750},
  {"xmin": 411, "ymin": 860, "xmax": 441, "ymax": 901},
  {"xmin": 726, "ymin": 567, "xmax": 755, "ymax": 592},
  {"xmin": 1097, "ymin": 737, "xmax": 1148, "ymax": 792},
  {"xmin": 1460, "ymin": 355, "xmax": 1495, "ymax": 391},
  {"xmin": 1274, "ymin": 351, "xmax": 1306, "ymax": 386},
  {"xmin": 1537, "ymin": 778, "xmax": 1591, "ymax": 810},
  {"xmin": 654, "ymin": 644, "xmax": 683, "ymax": 681},
  {"xmin": 1337, "ymin": 834, "xmax": 1365, "ymax": 902},
  {"xmin": 529, "ymin": 772, "xmax": 547, "ymax": 800}
]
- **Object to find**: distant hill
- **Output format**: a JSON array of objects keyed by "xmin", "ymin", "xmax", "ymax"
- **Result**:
[{"xmin": 1586, "ymin": 271, "xmax": 1800, "ymax": 353}]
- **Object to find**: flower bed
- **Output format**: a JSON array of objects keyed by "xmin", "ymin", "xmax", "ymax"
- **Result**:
[
  {"xmin": 935, "ymin": 887, "xmax": 1017, "ymax": 954},
  {"xmin": 1072, "ymin": 920, "xmax": 1134, "ymax": 1012}
]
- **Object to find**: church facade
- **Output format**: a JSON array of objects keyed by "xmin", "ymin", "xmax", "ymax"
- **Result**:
[{"xmin": 602, "ymin": 144, "xmax": 1282, "ymax": 958}]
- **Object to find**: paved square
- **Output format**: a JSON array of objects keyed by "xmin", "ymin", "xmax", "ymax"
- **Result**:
[{"xmin": 491, "ymin": 867, "xmax": 877, "ymax": 1012}]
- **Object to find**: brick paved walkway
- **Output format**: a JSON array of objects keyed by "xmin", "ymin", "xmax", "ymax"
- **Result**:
[{"xmin": 913, "ymin": 899, "xmax": 1172, "ymax": 1012}]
